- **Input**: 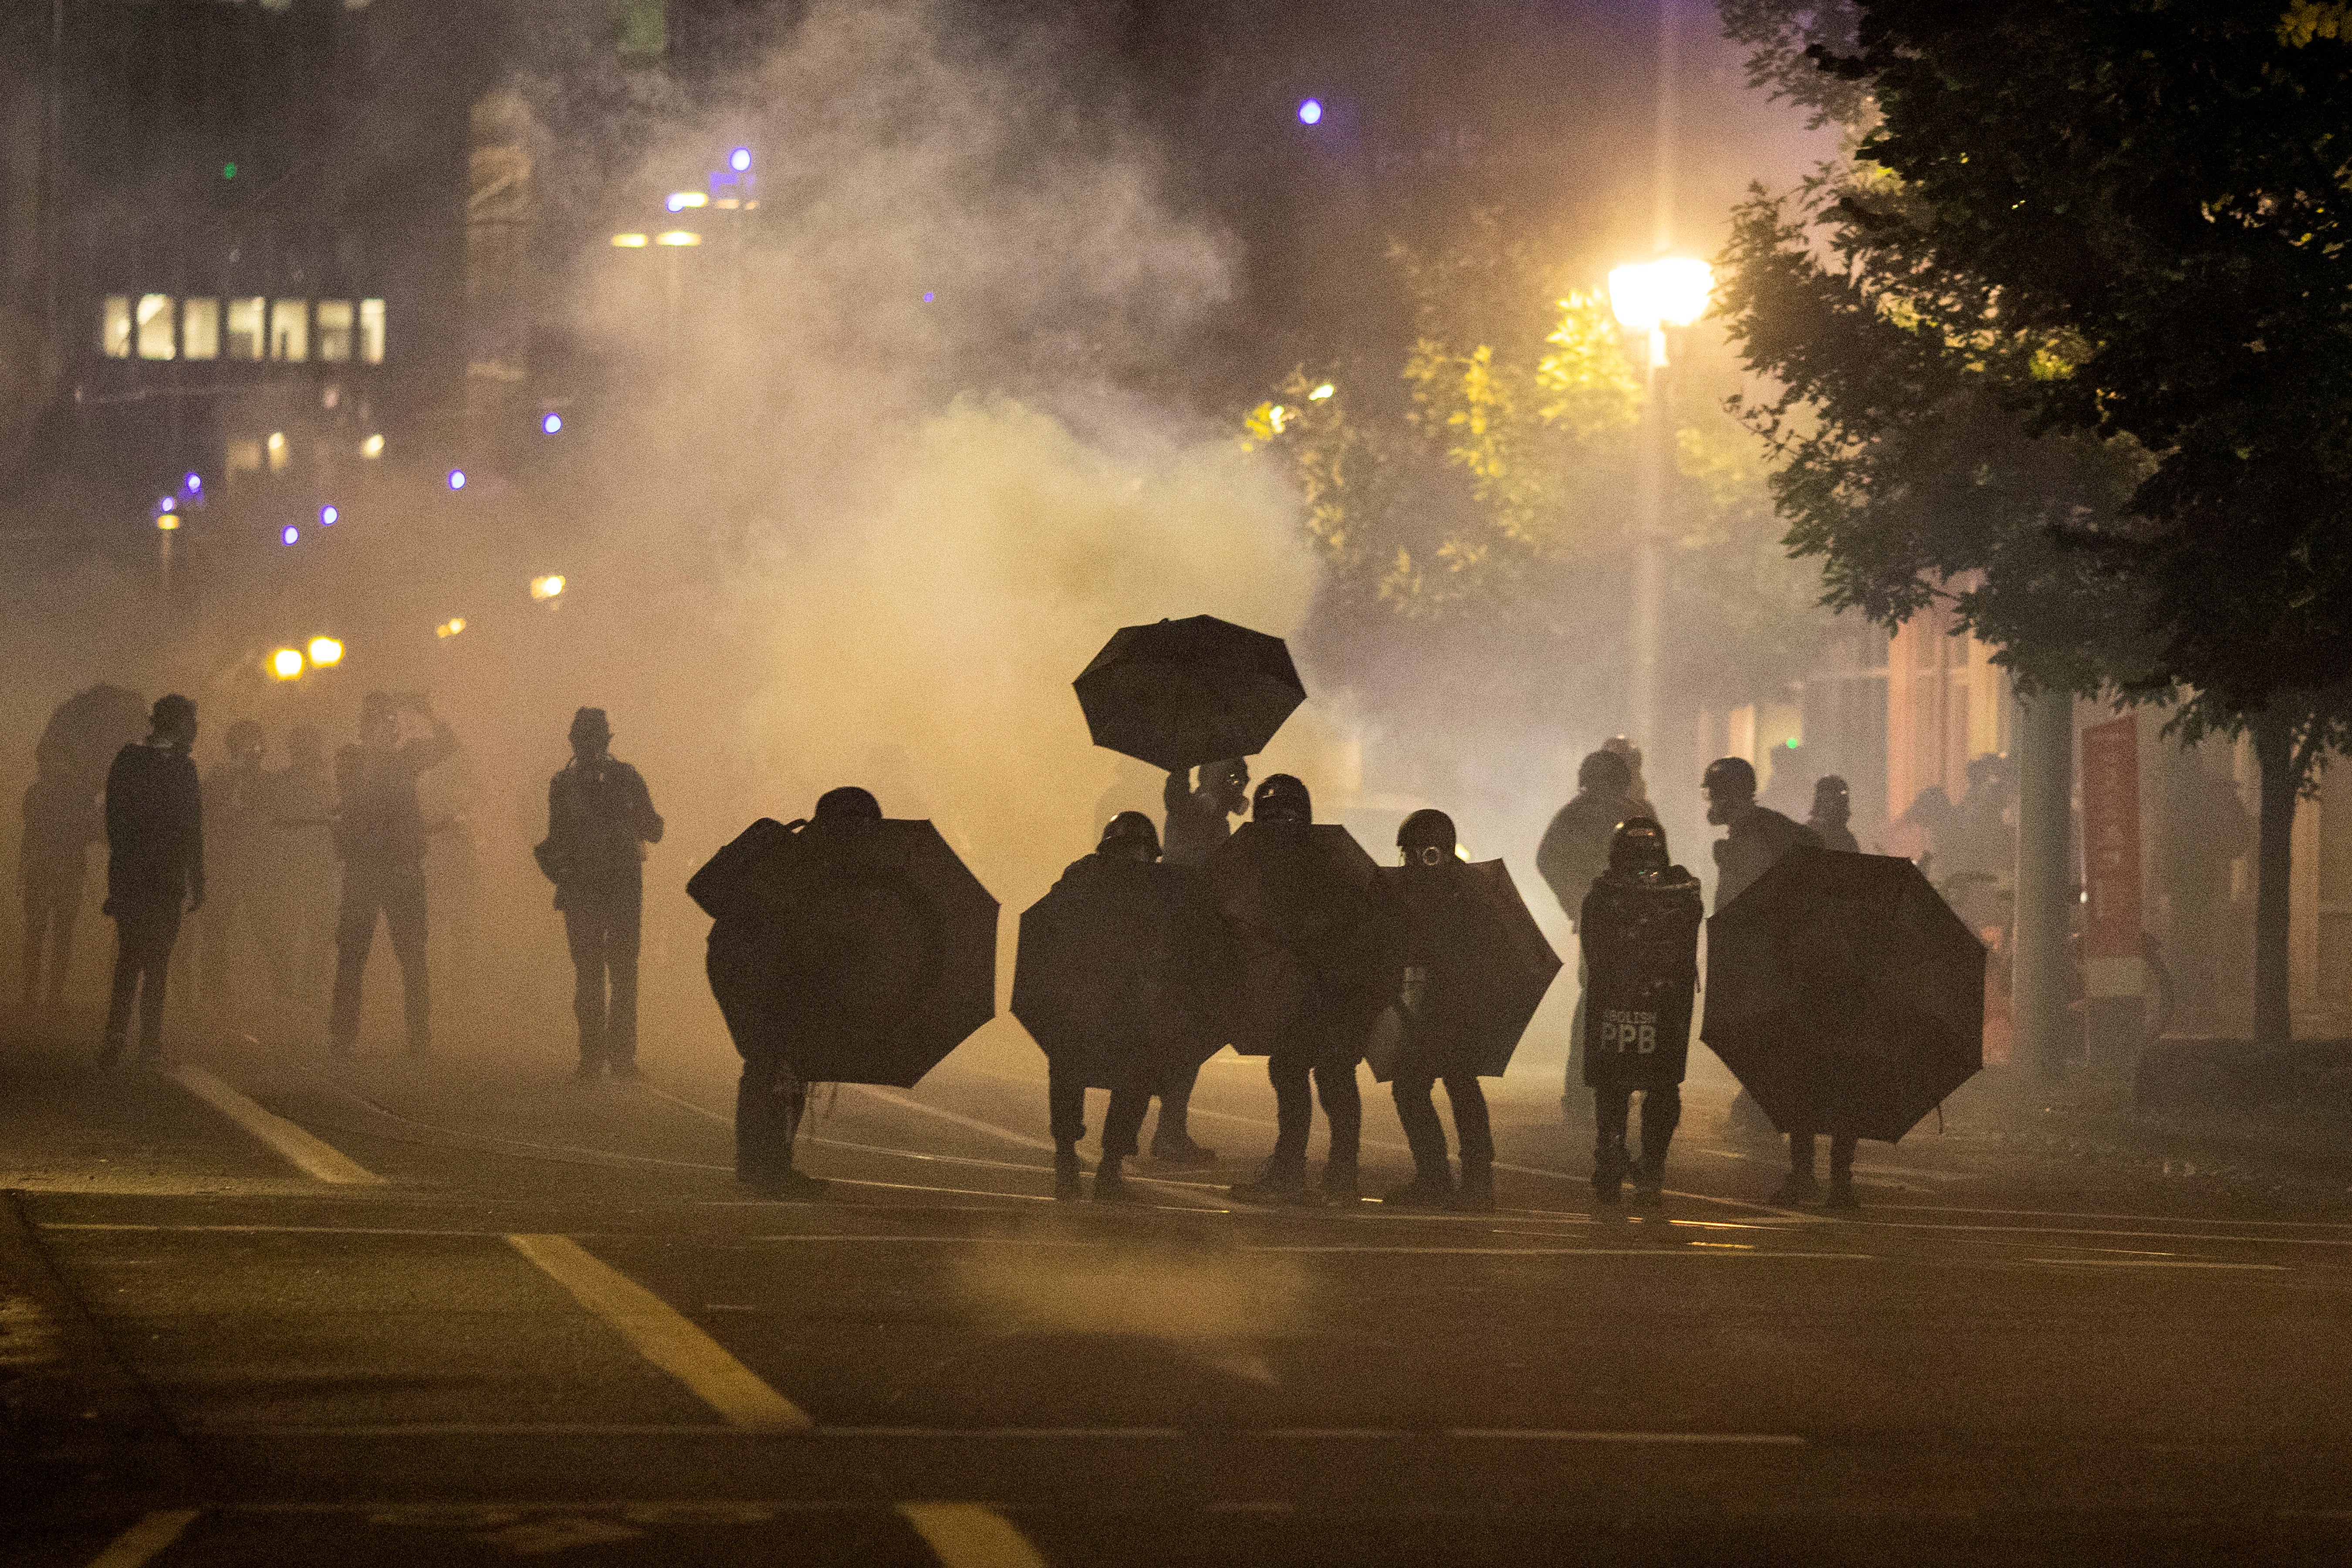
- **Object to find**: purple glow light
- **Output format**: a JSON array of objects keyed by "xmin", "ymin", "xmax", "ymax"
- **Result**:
[
  {"xmin": 448, "ymin": 470, "xmax": 466, "ymax": 490},
  {"xmin": 1298, "ymin": 98, "xmax": 1323, "ymax": 125},
  {"xmin": 281, "ymin": 525, "xmax": 300, "ymax": 545}
]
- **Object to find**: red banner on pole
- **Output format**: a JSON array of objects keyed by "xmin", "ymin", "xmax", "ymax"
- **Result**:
[{"xmin": 2079, "ymin": 715, "xmax": 2143, "ymax": 997}]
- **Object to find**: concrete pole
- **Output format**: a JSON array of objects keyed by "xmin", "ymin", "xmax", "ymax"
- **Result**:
[
  {"xmin": 2012, "ymin": 690, "xmax": 2075, "ymax": 1083},
  {"xmin": 1630, "ymin": 353, "xmax": 1664, "ymax": 750}
]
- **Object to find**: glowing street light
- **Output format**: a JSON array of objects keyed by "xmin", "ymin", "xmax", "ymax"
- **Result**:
[
  {"xmin": 307, "ymin": 636, "xmax": 344, "ymax": 668},
  {"xmin": 1607, "ymin": 257, "xmax": 1715, "ymax": 335},
  {"xmin": 655, "ymin": 230, "xmax": 701, "ymax": 247},
  {"xmin": 612, "ymin": 232, "xmax": 651, "ymax": 248},
  {"xmin": 155, "ymin": 513, "xmax": 180, "ymax": 532},
  {"xmin": 362, "ymin": 433, "xmax": 385, "ymax": 458},
  {"xmin": 270, "ymin": 648, "xmax": 304, "ymax": 680},
  {"xmin": 436, "ymin": 616, "xmax": 467, "ymax": 639},
  {"xmin": 530, "ymin": 574, "xmax": 566, "ymax": 601},
  {"xmin": 447, "ymin": 469, "xmax": 467, "ymax": 491},
  {"xmin": 183, "ymin": 472, "xmax": 202, "ymax": 494},
  {"xmin": 666, "ymin": 191, "xmax": 708, "ymax": 211},
  {"xmin": 541, "ymin": 412, "xmax": 563, "ymax": 435},
  {"xmin": 319, "ymin": 504, "xmax": 338, "ymax": 526},
  {"xmin": 280, "ymin": 525, "xmax": 300, "ymax": 545},
  {"xmin": 730, "ymin": 146, "xmax": 752, "ymax": 172},
  {"xmin": 1298, "ymin": 98, "xmax": 1323, "ymax": 125}
]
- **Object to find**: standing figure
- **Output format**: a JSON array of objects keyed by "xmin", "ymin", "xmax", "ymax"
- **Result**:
[
  {"xmin": 1580, "ymin": 818, "xmax": 1703, "ymax": 1209},
  {"xmin": 271, "ymin": 726, "xmax": 337, "ymax": 1002},
  {"xmin": 1538, "ymin": 749, "xmax": 1642, "ymax": 1113},
  {"xmin": 100, "ymin": 696, "xmax": 203, "ymax": 1064},
  {"xmin": 1380, "ymin": 809, "xmax": 1497, "ymax": 1212},
  {"xmin": 1145, "ymin": 757, "xmax": 1251, "ymax": 1167},
  {"xmin": 1807, "ymin": 775, "xmax": 1861, "ymax": 854},
  {"xmin": 329, "ymin": 692, "xmax": 456, "ymax": 1058},
  {"xmin": 537, "ymin": 708, "xmax": 665, "ymax": 1081},
  {"xmin": 1227, "ymin": 774, "xmax": 1374, "ymax": 1207},
  {"xmin": 20, "ymin": 760, "xmax": 102, "ymax": 1011},
  {"xmin": 201, "ymin": 720, "xmax": 283, "ymax": 1014}
]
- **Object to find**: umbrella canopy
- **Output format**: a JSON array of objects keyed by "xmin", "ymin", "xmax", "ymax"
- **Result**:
[
  {"xmin": 1074, "ymin": 615, "xmax": 1305, "ymax": 773},
  {"xmin": 1204, "ymin": 820, "xmax": 1384, "ymax": 1055},
  {"xmin": 1367, "ymin": 860, "xmax": 1561, "ymax": 1081},
  {"xmin": 1701, "ymin": 848, "xmax": 1985, "ymax": 1142},
  {"xmin": 37, "ymin": 685, "xmax": 148, "ymax": 794},
  {"xmin": 688, "ymin": 817, "xmax": 997, "ymax": 1087},
  {"xmin": 1012, "ymin": 858, "xmax": 1231, "ymax": 1090}
]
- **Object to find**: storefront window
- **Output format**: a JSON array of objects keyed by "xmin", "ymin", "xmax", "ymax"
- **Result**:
[
  {"xmin": 137, "ymin": 294, "xmax": 175, "ymax": 360},
  {"xmin": 182, "ymin": 298, "xmax": 220, "ymax": 360}
]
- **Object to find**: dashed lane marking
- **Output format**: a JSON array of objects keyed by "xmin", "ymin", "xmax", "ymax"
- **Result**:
[
  {"xmin": 165, "ymin": 1065, "xmax": 384, "ymax": 1185},
  {"xmin": 897, "ymin": 1503, "xmax": 1054, "ymax": 1568},
  {"xmin": 84, "ymin": 1509, "xmax": 203, "ymax": 1568},
  {"xmin": 506, "ymin": 1233, "xmax": 812, "ymax": 1432}
]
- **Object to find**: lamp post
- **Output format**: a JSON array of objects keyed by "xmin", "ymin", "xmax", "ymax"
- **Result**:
[{"xmin": 1605, "ymin": 257, "xmax": 1713, "ymax": 754}]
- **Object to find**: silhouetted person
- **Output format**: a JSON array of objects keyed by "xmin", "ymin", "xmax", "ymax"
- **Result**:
[
  {"xmin": 1147, "ymin": 757, "xmax": 1250, "ymax": 1166},
  {"xmin": 538, "ymin": 708, "xmax": 664, "ymax": 1081},
  {"xmin": 1380, "ymin": 810, "xmax": 1497, "ymax": 1212},
  {"xmin": 202, "ymin": 719, "xmax": 282, "ymax": 1013},
  {"xmin": 1808, "ymin": 775, "xmax": 1861, "ymax": 854},
  {"xmin": 1229, "ymin": 774, "xmax": 1372, "ymax": 1207},
  {"xmin": 1707, "ymin": 757, "xmax": 1821, "ymax": 1146},
  {"xmin": 1601, "ymin": 734, "xmax": 1653, "ymax": 813},
  {"xmin": 1580, "ymin": 818, "xmax": 1703, "ymax": 1209},
  {"xmin": 20, "ymin": 760, "xmax": 101, "ymax": 1010},
  {"xmin": 329, "ymin": 692, "xmax": 455, "ymax": 1058},
  {"xmin": 101, "ymin": 696, "xmax": 203, "ymax": 1064},
  {"xmin": 270, "ymin": 725, "xmax": 336, "ymax": 1002},
  {"xmin": 1538, "ymin": 748, "xmax": 1641, "ymax": 1113}
]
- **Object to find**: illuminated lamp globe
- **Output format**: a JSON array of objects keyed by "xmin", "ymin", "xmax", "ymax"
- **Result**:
[
  {"xmin": 730, "ymin": 147, "xmax": 752, "ymax": 172},
  {"xmin": 270, "ymin": 649, "xmax": 304, "ymax": 680},
  {"xmin": 1606, "ymin": 257, "xmax": 1715, "ymax": 332},
  {"xmin": 1298, "ymin": 98, "xmax": 1323, "ymax": 125},
  {"xmin": 307, "ymin": 636, "xmax": 344, "ymax": 668}
]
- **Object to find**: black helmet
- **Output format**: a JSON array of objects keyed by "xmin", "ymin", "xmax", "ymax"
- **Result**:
[
  {"xmin": 813, "ymin": 785, "xmax": 882, "ymax": 824},
  {"xmin": 1397, "ymin": 808, "xmax": 1456, "ymax": 867},
  {"xmin": 1702, "ymin": 756, "xmax": 1757, "ymax": 801},
  {"xmin": 1253, "ymin": 774, "xmax": 1311, "ymax": 824},
  {"xmin": 1609, "ymin": 816, "xmax": 1671, "ymax": 875},
  {"xmin": 1813, "ymin": 774, "xmax": 1850, "ymax": 810},
  {"xmin": 1578, "ymin": 749, "xmax": 1632, "ymax": 792},
  {"xmin": 1098, "ymin": 810, "xmax": 1161, "ymax": 859}
]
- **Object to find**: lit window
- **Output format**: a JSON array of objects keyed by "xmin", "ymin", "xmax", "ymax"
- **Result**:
[
  {"xmin": 226, "ymin": 298, "xmax": 265, "ymax": 360},
  {"xmin": 270, "ymin": 300, "xmax": 308, "ymax": 361},
  {"xmin": 182, "ymin": 298, "xmax": 220, "ymax": 360},
  {"xmin": 267, "ymin": 429, "xmax": 290, "ymax": 473},
  {"xmin": 101, "ymin": 296, "xmax": 131, "ymax": 358},
  {"xmin": 137, "ymin": 294, "xmax": 175, "ymax": 360},
  {"xmin": 359, "ymin": 298, "xmax": 385, "ymax": 364},
  {"xmin": 316, "ymin": 299, "xmax": 353, "ymax": 362}
]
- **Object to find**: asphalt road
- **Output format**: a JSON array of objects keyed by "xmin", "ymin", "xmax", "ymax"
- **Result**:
[{"xmin": 7, "ymin": 1021, "xmax": 2352, "ymax": 1568}]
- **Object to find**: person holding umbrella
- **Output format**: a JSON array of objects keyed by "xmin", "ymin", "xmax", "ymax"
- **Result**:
[
  {"xmin": 1580, "ymin": 818, "xmax": 1704, "ymax": 1208},
  {"xmin": 1379, "ymin": 810, "xmax": 1498, "ymax": 1211},
  {"xmin": 1140, "ymin": 757, "xmax": 1249, "ymax": 1169}
]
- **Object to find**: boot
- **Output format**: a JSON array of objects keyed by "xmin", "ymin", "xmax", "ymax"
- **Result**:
[
  {"xmin": 1451, "ymin": 1159, "xmax": 1495, "ymax": 1213},
  {"xmin": 1629, "ymin": 1151, "xmax": 1666, "ymax": 1209},
  {"xmin": 1319, "ymin": 1157, "xmax": 1362, "ymax": 1206},
  {"xmin": 1382, "ymin": 1171, "xmax": 1454, "ymax": 1208},
  {"xmin": 1230, "ymin": 1158, "xmax": 1321, "ymax": 1206},
  {"xmin": 1092, "ymin": 1156, "xmax": 1147, "ymax": 1204},
  {"xmin": 1148, "ymin": 1132, "xmax": 1218, "ymax": 1169},
  {"xmin": 1053, "ymin": 1148, "xmax": 1085, "ymax": 1202},
  {"xmin": 1767, "ymin": 1171, "xmax": 1820, "ymax": 1207},
  {"xmin": 1591, "ymin": 1139, "xmax": 1628, "ymax": 1206}
]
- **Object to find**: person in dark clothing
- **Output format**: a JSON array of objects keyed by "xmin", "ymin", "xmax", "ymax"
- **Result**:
[
  {"xmin": 1039, "ymin": 811, "xmax": 1186, "ymax": 1204},
  {"xmin": 1380, "ymin": 809, "xmax": 1497, "ymax": 1212},
  {"xmin": 20, "ymin": 761, "xmax": 102, "ymax": 1010},
  {"xmin": 270, "ymin": 726, "xmax": 337, "ymax": 1002},
  {"xmin": 1580, "ymin": 818, "xmax": 1703, "ymax": 1209},
  {"xmin": 1229, "ymin": 774, "xmax": 1372, "ymax": 1207},
  {"xmin": 1147, "ymin": 758, "xmax": 1250, "ymax": 1166},
  {"xmin": 329, "ymin": 692, "xmax": 457, "ymax": 1058},
  {"xmin": 201, "ymin": 719, "xmax": 282, "ymax": 1013},
  {"xmin": 702, "ymin": 786, "xmax": 885, "ymax": 1198},
  {"xmin": 100, "ymin": 696, "xmax": 203, "ymax": 1064},
  {"xmin": 538, "ymin": 708, "xmax": 665, "ymax": 1081},
  {"xmin": 1807, "ymin": 775, "xmax": 1861, "ymax": 854},
  {"xmin": 1538, "ymin": 749, "xmax": 1642, "ymax": 1116}
]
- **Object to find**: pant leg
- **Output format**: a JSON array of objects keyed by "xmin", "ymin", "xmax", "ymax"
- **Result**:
[
  {"xmin": 735, "ymin": 1045, "xmax": 803, "ymax": 1177},
  {"xmin": 105, "ymin": 911, "xmax": 146, "ymax": 1045},
  {"xmin": 23, "ymin": 885, "xmax": 48, "ymax": 1005},
  {"xmin": 1313, "ymin": 1054, "xmax": 1362, "ymax": 1167},
  {"xmin": 1788, "ymin": 1127, "xmax": 1818, "ymax": 1176},
  {"xmin": 1268, "ymin": 1053, "xmax": 1314, "ymax": 1169},
  {"xmin": 1637, "ymin": 1084, "xmax": 1682, "ymax": 1172},
  {"xmin": 1391, "ymin": 1069, "xmax": 1450, "ymax": 1180},
  {"xmin": 1443, "ymin": 1071, "xmax": 1494, "ymax": 1166},
  {"xmin": 1153, "ymin": 1057, "xmax": 1202, "ymax": 1146},
  {"xmin": 1103, "ymin": 1085, "xmax": 1152, "ymax": 1159},
  {"xmin": 329, "ymin": 867, "xmax": 381, "ymax": 1050},
  {"xmin": 1592, "ymin": 1083, "xmax": 1632, "ymax": 1162},
  {"xmin": 564, "ymin": 906, "xmax": 609, "ymax": 1068},
  {"xmin": 380, "ymin": 865, "xmax": 431, "ymax": 1054},
  {"xmin": 605, "ymin": 894, "xmax": 642, "ymax": 1066},
  {"xmin": 1047, "ymin": 1058, "xmax": 1088, "ymax": 1149},
  {"xmin": 1565, "ymin": 953, "xmax": 1589, "ymax": 1108},
  {"xmin": 1829, "ymin": 1133, "xmax": 1857, "ymax": 1184},
  {"xmin": 135, "ymin": 906, "xmax": 180, "ymax": 1052}
]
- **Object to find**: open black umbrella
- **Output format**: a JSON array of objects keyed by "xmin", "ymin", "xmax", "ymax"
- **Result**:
[
  {"xmin": 1204, "ymin": 820, "xmax": 1383, "ymax": 1055},
  {"xmin": 1074, "ymin": 615, "xmax": 1305, "ymax": 773},
  {"xmin": 688, "ymin": 817, "xmax": 997, "ymax": 1087},
  {"xmin": 37, "ymin": 685, "xmax": 148, "ymax": 794},
  {"xmin": 1012, "ymin": 860, "xmax": 1230, "ymax": 1090},
  {"xmin": 1701, "ymin": 848, "xmax": 1985, "ymax": 1142},
  {"xmin": 1365, "ymin": 859, "xmax": 1561, "ymax": 1082}
]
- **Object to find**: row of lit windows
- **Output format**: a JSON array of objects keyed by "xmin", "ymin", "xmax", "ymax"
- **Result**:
[{"xmin": 101, "ymin": 295, "xmax": 386, "ymax": 364}]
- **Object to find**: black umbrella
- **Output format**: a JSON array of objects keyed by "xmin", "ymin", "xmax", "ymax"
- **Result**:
[
  {"xmin": 1365, "ymin": 860, "xmax": 1562, "ymax": 1082},
  {"xmin": 688, "ymin": 817, "xmax": 997, "ymax": 1087},
  {"xmin": 37, "ymin": 685, "xmax": 149, "ymax": 794},
  {"xmin": 1701, "ymin": 848, "xmax": 1985, "ymax": 1143},
  {"xmin": 1012, "ymin": 859, "xmax": 1230, "ymax": 1091},
  {"xmin": 1204, "ymin": 820, "xmax": 1383, "ymax": 1055},
  {"xmin": 1074, "ymin": 615, "xmax": 1306, "ymax": 773}
]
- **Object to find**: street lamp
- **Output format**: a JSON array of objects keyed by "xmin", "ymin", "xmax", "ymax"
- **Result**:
[
  {"xmin": 270, "ymin": 648, "xmax": 304, "ymax": 681},
  {"xmin": 307, "ymin": 636, "xmax": 344, "ymax": 668},
  {"xmin": 1606, "ymin": 257, "xmax": 1715, "ymax": 758}
]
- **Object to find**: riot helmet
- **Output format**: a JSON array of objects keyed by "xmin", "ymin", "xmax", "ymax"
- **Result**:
[
  {"xmin": 1578, "ymin": 748, "xmax": 1632, "ymax": 794},
  {"xmin": 813, "ymin": 785, "xmax": 882, "ymax": 825},
  {"xmin": 1812, "ymin": 774, "xmax": 1851, "ymax": 818},
  {"xmin": 1609, "ymin": 816, "xmax": 1671, "ymax": 876},
  {"xmin": 1098, "ymin": 810, "xmax": 1162, "ymax": 861},
  {"xmin": 1253, "ymin": 774, "xmax": 1311, "ymax": 824},
  {"xmin": 1397, "ymin": 808, "xmax": 1457, "ymax": 868}
]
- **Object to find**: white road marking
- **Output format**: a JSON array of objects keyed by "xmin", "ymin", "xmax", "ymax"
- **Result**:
[
  {"xmin": 506, "ymin": 1234, "xmax": 811, "ymax": 1432},
  {"xmin": 165, "ymin": 1065, "xmax": 384, "ymax": 1185},
  {"xmin": 1443, "ymin": 1429, "xmax": 1803, "ymax": 1445},
  {"xmin": 853, "ymin": 1088, "xmax": 1059, "ymax": 1152},
  {"xmin": 2022, "ymin": 1258, "xmax": 2289, "ymax": 1271},
  {"xmin": 84, "ymin": 1509, "xmax": 203, "ymax": 1568},
  {"xmin": 896, "ymin": 1502, "xmax": 1054, "ymax": 1568},
  {"xmin": 1244, "ymin": 1244, "xmax": 1877, "ymax": 1259}
]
